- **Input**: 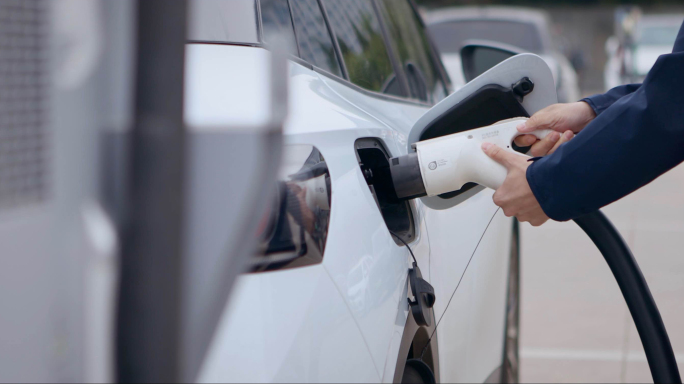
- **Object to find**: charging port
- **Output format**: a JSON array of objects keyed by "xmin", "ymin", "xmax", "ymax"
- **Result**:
[{"xmin": 355, "ymin": 138, "xmax": 416, "ymax": 245}]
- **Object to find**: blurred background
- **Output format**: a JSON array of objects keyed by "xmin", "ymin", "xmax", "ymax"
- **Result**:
[
  {"xmin": 419, "ymin": 0, "xmax": 684, "ymax": 382},
  {"xmin": 419, "ymin": 0, "xmax": 684, "ymax": 97}
]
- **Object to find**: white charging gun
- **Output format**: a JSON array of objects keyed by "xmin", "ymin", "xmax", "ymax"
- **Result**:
[{"xmin": 390, "ymin": 117, "xmax": 551, "ymax": 199}]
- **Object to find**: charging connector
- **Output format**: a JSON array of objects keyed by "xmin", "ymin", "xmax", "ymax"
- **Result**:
[{"xmin": 388, "ymin": 117, "xmax": 682, "ymax": 383}]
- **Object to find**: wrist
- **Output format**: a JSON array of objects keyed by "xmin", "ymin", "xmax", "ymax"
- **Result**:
[
  {"xmin": 578, "ymin": 100, "xmax": 597, "ymax": 120},
  {"xmin": 574, "ymin": 101, "xmax": 596, "ymax": 131}
]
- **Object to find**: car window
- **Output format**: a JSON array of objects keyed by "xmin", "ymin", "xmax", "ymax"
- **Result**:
[
  {"xmin": 188, "ymin": 0, "xmax": 258, "ymax": 44},
  {"xmin": 290, "ymin": 0, "xmax": 342, "ymax": 76},
  {"xmin": 260, "ymin": 0, "xmax": 299, "ymax": 56},
  {"xmin": 378, "ymin": 0, "xmax": 447, "ymax": 104},
  {"xmin": 322, "ymin": 0, "xmax": 402, "ymax": 96},
  {"xmin": 429, "ymin": 20, "xmax": 544, "ymax": 54}
]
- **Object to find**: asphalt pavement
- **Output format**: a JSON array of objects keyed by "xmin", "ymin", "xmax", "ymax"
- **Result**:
[{"xmin": 519, "ymin": 162, "xmax": 684, "ymax": 383}]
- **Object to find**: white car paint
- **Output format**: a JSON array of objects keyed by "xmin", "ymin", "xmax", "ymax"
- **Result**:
[{"xmin": 189, "ymin": 43, "xmax": 557, "ymax": 383}]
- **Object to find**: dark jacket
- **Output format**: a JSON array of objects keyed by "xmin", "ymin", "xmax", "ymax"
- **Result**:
[{"xmin": 527, "ymin": 21, "xmax": 684, "ymax": 221}]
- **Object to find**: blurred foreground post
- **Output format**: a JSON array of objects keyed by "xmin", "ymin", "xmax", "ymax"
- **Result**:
[{"xmin": 116, "ymin": 0, "xmax": 188, "ymax": 382}]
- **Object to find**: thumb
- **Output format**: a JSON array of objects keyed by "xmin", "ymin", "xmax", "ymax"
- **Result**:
[
  {"xmin": 482, "ymin": 142, "xmax": 515, "ymax": 169},
  {"xmin": 517, "ymin": 114, "xmax": 546, "ymax": 133}
]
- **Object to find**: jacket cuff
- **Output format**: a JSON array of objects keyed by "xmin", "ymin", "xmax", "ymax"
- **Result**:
[
  {"xmin": 580, "ymin": 95, "xmax": 607, "ymax": 116},
  {"xmin": 526, "ymin": 158, "xmax": 569, "ymax": 221}
]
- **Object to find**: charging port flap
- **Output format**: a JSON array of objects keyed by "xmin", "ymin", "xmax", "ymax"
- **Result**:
[
  {"xmin": 405, "ymin": 53, "xmax": 558, "ymax": 210},
  {"xmin": 355, "ymin": 138, "xmax": 416, "ymax": 245}
]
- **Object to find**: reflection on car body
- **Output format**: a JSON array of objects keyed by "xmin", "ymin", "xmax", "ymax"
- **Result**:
[{"xmin": 252, "ymin": 145, "xmax": 331, "ymax": 272}]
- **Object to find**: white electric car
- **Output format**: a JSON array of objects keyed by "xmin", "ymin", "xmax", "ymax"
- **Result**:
[{"xmin": 185, "ymin": 1, "xmax": 557, "ymax": 382}]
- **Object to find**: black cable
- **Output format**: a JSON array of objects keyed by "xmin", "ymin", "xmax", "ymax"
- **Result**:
[
  {"xmin": 390, "ymin": 231, "xmax": 418, "ymax": 264},
  {"xmin": 394, "ymin": 207, "xmax": 681, "ymax": 383},
  {"xmin": 420, "ymin": 207, "xmax": 501, "ymax": 359},
  {"xmin": 574, "ymin": 211, "xmax": 681, "ymax": 384}
]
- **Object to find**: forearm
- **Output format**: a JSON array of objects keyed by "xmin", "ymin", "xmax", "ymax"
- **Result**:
[{"xmin": 527, "ymin": 52, "xmax": 684, "ymax": 221}]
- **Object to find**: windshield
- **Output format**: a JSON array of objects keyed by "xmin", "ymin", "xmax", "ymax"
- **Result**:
[
  {"xmin": 429, "ymin": 19, "xmax": 545, "ymax": 54},
  {"xmin": 638, "ymin": 25, "xmax": 680, "ymax": 46}
]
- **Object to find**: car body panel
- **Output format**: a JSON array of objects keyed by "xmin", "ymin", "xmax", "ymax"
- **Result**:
[
  {"xmin": 434, "ymin": 210, "xmax": 512, "ymax": 382},
  {"xmin": 198, "ymin": 265, "xmax": 379, "ymax": 383},
  {"xmin": 287, "ymin": 73, "xmax": 431, "ymax": 378},
  {"xmin": 191, "ymin": 45, "xmax": 430, "ymax": 381}
]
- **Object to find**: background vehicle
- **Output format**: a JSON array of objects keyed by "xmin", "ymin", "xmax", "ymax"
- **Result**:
[
  {"xmin": 604, "ymin": 12, "xmax": 683, "ymax": 89},
  {"xmin": 423, "ymin": 6, "xmax": 580, "ymax": 103},
  {"xmin": 187, "ymin": 1, "xmax": 557, "ymax": 382}
]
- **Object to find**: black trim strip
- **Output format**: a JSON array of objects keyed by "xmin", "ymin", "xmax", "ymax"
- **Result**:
[
  {"xmin": 317, "ymin": 0, "xmax": 349, "ymax": 80},
  {"xmin": 186, "ymin": 40, "xmax": 264, "ymax": 48},
  {"xmin": 284, "ymin": 0, "xmax": 301, "ymax": 57},
  {"xmin": 372, "ymin": 0, "xmax": 411, "ymax": 98},
  {"xmin": 408, "ymin": 0, "xmax": 453, "ymax": 95}
]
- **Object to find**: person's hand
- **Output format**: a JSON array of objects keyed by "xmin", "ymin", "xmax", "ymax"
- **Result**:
[
  {"xmin": 482, "ymin": 142, "xmax": 549, "ymax": 226},
  {"xmin": 514, "ymin": 101, "xmax": 596, "ymax": 156}
]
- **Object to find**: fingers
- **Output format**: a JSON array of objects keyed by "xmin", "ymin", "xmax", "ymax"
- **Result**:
[
  {"xmin": 515, "ymin": 209, "xmax": 550, "ymax": 226},
  {"xmin": 548, "ymin": 130, "xmax": 574, "ymax": 155},
  {"xmin": 528, "ymin": 131, "xmax": 561, "ymax": 157},
  {"xmin": 517, "ymin": 112, "xmax": 554, "ymax": 133},
  {"xmin": 482, "ymin": 142, "xmax": 516, "ymax": 168},
  {"xmin": 516, "ymin": 129, "xmax": 574, "ymax": 157},
  {"xmin": 516, "ymin": 121, "xmax": 536, "ymax": 133},
  {"xmin": 513, "ymin": 134, "xmax": 538, "ymax": 147},
  {"xmin": 517, "ymin": 102, "xmax": 563, "ymax": 133}
]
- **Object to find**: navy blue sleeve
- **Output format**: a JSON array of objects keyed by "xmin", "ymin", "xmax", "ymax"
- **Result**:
[
  {"xmin": 581, "ymin": 84, "xmax": 641, "ymax": 115},
  {"xmin": 526, "ymin": 50, "xmax": 684, "ymax": 221},
  {"xmin": 676, "ymin": 22, "xmax": 684, "ymax": 52}
]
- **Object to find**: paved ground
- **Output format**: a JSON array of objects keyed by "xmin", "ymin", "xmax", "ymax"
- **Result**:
[{"xmin": 519, "ymin": 162, "xmax": 684, "ymax": 383}]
